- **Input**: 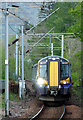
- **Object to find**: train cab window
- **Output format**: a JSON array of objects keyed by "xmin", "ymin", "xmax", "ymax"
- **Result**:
[
  {"xmin": 32, "ymin": 65, "xmax": 38, "ymax": 81},
  {"xmin": 39, "ymin": 64, "xmax": 47, "ymax": 80},
  {"xmin": 60, "ymin": 62, "xmax": 69, "ymax": 80}
]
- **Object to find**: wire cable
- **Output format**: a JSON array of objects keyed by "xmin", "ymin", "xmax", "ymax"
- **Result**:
[
  {"xmin": 25, "ymin": 7, "xmax": 60, "ymax": 35},
  {"xmin": 8, "ymin": 9, "xmax": 29, "ymax": 23},
  {"xmin": 0, "ymin": 7, "xmax": 60, "ymax": 47},
  {"xmin": 26, "ymin": 26, "xmax": 55, "ymax": 53},
  {"xmin": 8, "ymin": 24, "xmax": 20, "ymax": 36},
  {"xmin": 0, "ymin": 7, "xmax": 31, "ymax": 25},
  {"xmin": 9, "ymin": 7, "xmax": 60, "ymax": 46}
]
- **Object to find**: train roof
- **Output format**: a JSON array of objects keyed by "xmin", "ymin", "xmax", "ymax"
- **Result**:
[
  {"xmin": 33, "ymin": 56, "xmax": 69, "ymax": 67},
  {"xmin": 32, "ymin": 63, "xmax": 38, "ymax": 67},
  {"xmin": 38, "ymin": 56, "xmax": 69, "ymax": 63}
]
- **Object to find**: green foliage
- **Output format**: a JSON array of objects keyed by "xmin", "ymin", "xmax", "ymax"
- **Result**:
[
  {"xmin": 0, "ymin": 92, "xmax": 19, "ymax": 108},
  {"xmin": 0, "ymin": 93, "xmax": 5, "ymax": 108},
  {"xmin": 9, "ymin": 92, "xmax": 19, "ymax": 101},
  {"xmin": 68, "ymin": 3, "xmax": 81, "ymax": 37},
  {"xmin": 70, "ymin": 51, "xmax": 81, "ymax": 98},
  {"xmin": 1, "ymin": 35, "xmax": 16, "ymax": 79},
  {"xmin": 9, "ymin": 56, "xmax": 16, "ymax": 80},
  {"xmin": 70, "ymin": 51, "xmax": 81, "ymax": 88},
  {"xmin": 35, "ymin": 2, "xmax": 76, "ymax": 33},
  {"xmin": 71, "ymin": 72, "xmax": 79, "ymax": 87},
  {"xmin": 44, "ymin": 2, "xmax": 75, "ymax": 33},
  {"xmin": 31, "ymin": 2, "xmax": 77, "ymax": 65},
  {"xmin": 2, "ymin": 47, "xmax": 5, "ymax": 79},
  {"xmin": 81, "ymin": 2, "xmax": 83, "ymax": 42},
  {"xmin": 24, "ymin": 56, "xmax": 32, "ymax": 80}
]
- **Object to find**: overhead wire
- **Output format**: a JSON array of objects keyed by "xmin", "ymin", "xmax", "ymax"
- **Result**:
[
  {"xmin": 19, "ymin": 5, "xmax": 40, "ymax": 8},
  {"xmin": 17, "ymin": 7, "xmax": 30, "ymax": 22},
  {"xmin": 0, "ymin": 7, "xmax": 60, "ymax": 47},
  {"xmin": 0, "ymin": 7, "xmax": 31, "ymax": 46},
  {"xmin": 34, "ymin": 2, "xmax": 42, "ymax": 6},
  {"xmin": 25, "ymin": 7, "xmax": 60, "ymax": 35},
  {"xmin": 8, "ymin": 24, "xmax": 20, "ymax": 36},
  {"xmin": 8, "ymin": 9, "xmax": 29, "ymax": 24},
  {"xmin": 0, "ymin": 7, "xmax": 31, "ymax": 25},
  {"xmin": 26, "ymin": 26, "xmax": 55, "ymax": 53},
  {"xmin": 8, "ymin": 7, "xmax": 60, "ymax": 46}
]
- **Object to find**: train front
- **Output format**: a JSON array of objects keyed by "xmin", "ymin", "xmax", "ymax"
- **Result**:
[{"xmin": 36, "ymin": 56, "xmax": 72, "ymax": 101}]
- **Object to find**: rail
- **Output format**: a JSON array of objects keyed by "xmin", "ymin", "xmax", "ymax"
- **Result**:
[
  {"xmin": 30, "ymin": 104, "xmax": 65, "ymax": 120},
  {"xmin": 59, "ymin": 104, "xmax": 65, "ymax": 120},
  {"xmin": 30, "ymin": 105, "xmax": 44, "ymax": 120}
]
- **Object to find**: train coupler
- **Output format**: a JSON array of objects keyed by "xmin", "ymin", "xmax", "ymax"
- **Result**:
[{"xmin": 50, "ymin": 90, "xmax": 58, "ymax": 96}]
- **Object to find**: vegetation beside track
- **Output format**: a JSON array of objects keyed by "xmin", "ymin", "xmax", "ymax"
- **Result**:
[
  {"xmin": 70, "ymin": 51, "xmax": 81, "ymax": 101},
  {"xmin": 0, "ymin": 92, "xmax": 19, "ymax": 108}
]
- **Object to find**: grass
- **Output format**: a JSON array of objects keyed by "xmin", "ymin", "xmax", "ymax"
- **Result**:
[
  {"xmin": 0, "ymin": 92, "xmax": 19, "ymax": 108},
  {"xmin": 0, "ymin": 93, "xmax": 5, "ymax": 108}
]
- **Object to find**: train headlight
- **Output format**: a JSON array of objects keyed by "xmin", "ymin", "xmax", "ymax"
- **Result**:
[
  {"xmin": 37, "ymin": 78, "xmax": 48, "ymax": 86},
  {"xmin": 63, "ymin": 81, "xmax": 67, "ymax": 84},
  {"xmin": 37, "ymin": 78, "xmax": 44, "ymax": 85},
  {"xmin": 60, "ymin": 78, "xmax": 70, "ymax": 85},
  {"xmin": 60, "ymin": 80, "xmax": 67, "ymax": 85}
]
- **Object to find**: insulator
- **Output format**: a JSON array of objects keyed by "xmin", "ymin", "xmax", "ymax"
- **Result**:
[
  {"xmin": 12, "ymin": 38, "xmax": 19, "ymax": 44},
  {"xmin": 26, "ymin": 49, "xmax": 30, "ymax": 53}
]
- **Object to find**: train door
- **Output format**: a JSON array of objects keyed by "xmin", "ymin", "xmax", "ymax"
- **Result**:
[{"xmin": 48, "ymin": 59, "xmax": 60, "ymax": 88}]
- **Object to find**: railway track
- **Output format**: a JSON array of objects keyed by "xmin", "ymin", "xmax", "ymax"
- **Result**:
[
  {"xmin": 30, "ymin": 104, "xmax": 65, "ymax": 120},
  {"xmin": 59, "ymin": 104, "xmax": 65, "ymax": 120},
  {"xmin": 30, "ymin": 105, "xmax": 44, "ymax": 120}
]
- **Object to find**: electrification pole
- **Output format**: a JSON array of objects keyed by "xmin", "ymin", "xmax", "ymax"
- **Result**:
[
  {"xmin": 51, "ymin": 43, "xmax": 53, "ymax": 56},
  {"xmin": 21, "ymin": 25, "xmax": 25, "ymax": 98},
  {"xmin": 61, "ymin": 35, "xmax": 64, "ymax": 58},
  {"xmin": 49, "ymin": 33, "xmax": 51, "ymax": 50},
  {"xmin": 16, "ymin": 34, "xmax": 18, "ymax": 78},
  {"xmin": 4, "ymin": 3, "xmax": 9, "ymax": 116},
  {"xmin": 19, "ymin": 50, "xmax": 20, "ymax": 77},
  {"xmin": 18, "ymin": 49, "xmax": 21, "ymax": 99}
]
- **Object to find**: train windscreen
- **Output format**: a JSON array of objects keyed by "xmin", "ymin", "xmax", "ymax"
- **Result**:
[{"xmin": 60, "ymin": 62, "xmax": 69, "ymax": 80}]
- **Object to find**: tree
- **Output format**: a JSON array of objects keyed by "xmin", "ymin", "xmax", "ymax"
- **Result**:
[
  {"xmin": 44, "ymin": 2, "xmax": 76, "ymax": 33},
  {"xmin": 68, "ymin": 3, "xmax": 81, "ymax": 37}
]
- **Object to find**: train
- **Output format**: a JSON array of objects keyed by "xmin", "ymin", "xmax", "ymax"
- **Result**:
[{"xmin": 32, "ymin": 56, "xmax": 72, "ymax": 101}]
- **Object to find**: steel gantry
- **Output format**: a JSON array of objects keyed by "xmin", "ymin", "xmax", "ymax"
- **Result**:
[{"xmin": 24, "ymin": 32, "xmax": 78, "ymax": 57}]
